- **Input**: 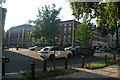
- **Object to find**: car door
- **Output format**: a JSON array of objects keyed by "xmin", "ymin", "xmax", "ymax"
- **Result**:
[
  {"xmin": 50, "ymin": 47, "xmax": 59, "ymax": 58},
  {"xmin": 59, "ymin": 48, "xmax": 67, "ymax": 58}
]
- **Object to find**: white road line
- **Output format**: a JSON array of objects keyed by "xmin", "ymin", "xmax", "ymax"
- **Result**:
[{"xmin": 6, "ymin": 72, "xmax": 19, "ymax": 75}]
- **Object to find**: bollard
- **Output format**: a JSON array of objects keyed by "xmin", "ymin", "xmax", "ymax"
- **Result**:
[
  {"xmin": 43, "ymin": 58, "xmax": 47, "ymax": 71},
  {"xmin": 105, "ymin": 54, "xmax": 107, "ymax": 65},
  {"xmin": 81, "ymin": 56, "xmax": 84, "ymax": 68},
  {"xmin": 31, "ymin": 61, "xmax": 35, "ymax": 80},
  {"xmin": 53, "ymin": 58, "xmax": 56, "ymax": 71},
  {"xmin": 2, "ymin": 56, "xmax": 9, "ymax": 76},
  {"xmin": 2, "ymin": 62, "xmax": 5, "ymax": 76},
  {"xmin": 65, "ymin": 57, "xmax": 68, "ymax": 69},
  {"xmin": 114, "ymin": 54, "xmax": 116, "ymax": 60}
]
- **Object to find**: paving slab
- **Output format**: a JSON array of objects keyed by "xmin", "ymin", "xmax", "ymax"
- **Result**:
[
  {"xmin": 55, "ymin": 64, "xmax": 120, "ymax": 79},
  {"xmin": 2, "ymin": 72, "xmax": 27, "ymax": 80}
]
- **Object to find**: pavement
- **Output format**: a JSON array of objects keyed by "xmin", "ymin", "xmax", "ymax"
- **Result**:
[
  {"xmin": 2, "ymin": 64, "xmax": 120, "ymax": 80},
  {"xmin": 55, "ymin": 64, "xmax": 120, "ymax": 79}
]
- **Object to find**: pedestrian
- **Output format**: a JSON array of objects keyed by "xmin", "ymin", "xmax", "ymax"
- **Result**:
[{"xmin": 16, "ymin": 45, "xmax": 19, "ymax": 50}]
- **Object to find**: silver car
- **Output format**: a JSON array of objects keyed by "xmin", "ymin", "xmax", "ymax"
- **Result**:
[
  {"xmin": 29, "ymin": 46, "xmax": 42, "ymax": 51},
  {"xmin": 38, "ymin": 46, "xmax": 73, "ymax": 60}
]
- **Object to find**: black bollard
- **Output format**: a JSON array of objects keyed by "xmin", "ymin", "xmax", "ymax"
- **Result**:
[
  {"xmin": 31, "ymin": 61, "xmax": 35, "ymax": 80},
  {"xmin": 43, "ymin": 58, "xmax": 47, "ymax": 71},
  {"xmin": 65, "ymin": 57, "xmax": 68, "ymax": 69},
  {"xmin": 2, "ymin": 57, "xmax": 9, "ymax": 76},
  {"xmin": 114, "ymin": 54, "xmax": 116, "ymax": 60},
  {"xmin": 2, "ymin": 56, "xmax": 6, "ymax": 76},
  {"xmin": 53, "ymin": 58, "xmax": 56, "ymax": 71},
  {"xmin": 2, "ymin": 62, "xmax": 5, "ymax": 76},
  {"xmin": 105, "ymin": 54, "xmax": 107, "ymax": 65},
  {"xmin": 81, "ymin": 56, "xmax": 84, "ymax": 68}
]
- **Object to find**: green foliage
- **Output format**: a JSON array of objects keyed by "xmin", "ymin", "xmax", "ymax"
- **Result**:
[
  {"xmin": 70, "ymin": 2, "xmax": 119, "ymax": 35},
  {"xmin": 30, "ymin": 4, "xmax": 61, "ymax": 45},
  {"xmin": 84, "ymin": 62, "xmax": 106, "ymax": 69},
  {"xmin": 22, "ymin": 68, "xmax": 78, "ymax": 79},
  {"xmin": 84, "ymin": 59, "xmax": 120, "ymax": 69},
  {"xmin": 107, "ymin": 59, "xmax": 120, "ymax": 65},
  {"xmin": 22, "ymin": 71, "xmax": 31, "ymax": 78},
  {"xmin": 75, "ymin": 18, "xmax": 94, "ymax": 47}
]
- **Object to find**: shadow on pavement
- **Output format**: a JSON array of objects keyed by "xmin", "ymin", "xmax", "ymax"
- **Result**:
[
  {"xmin": 3, "ymin": 50, "xmax": 43, "ymax": 73},
  {"xmin": 55, "ymin": 69, "xmax": 119, "ymax": 79}
]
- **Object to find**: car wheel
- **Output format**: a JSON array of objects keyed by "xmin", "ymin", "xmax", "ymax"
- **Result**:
[
  {"xmin": 49, "ymin": 54, "xmax": 55, "ymax": 60},
  {"xmin": 30, "ymin": 49, "xmax": 35, "ymax": 51},
  {"xmin": 90, "ymin": 53, "xmax": 94, "ymax": 56},
  {"xmin": 67, "ymin": 53, "xmax": 72, "ymax": 59},
  {"xmin": 76, "ymin": 53, "xmax": 82, "ymax": 57},
  {"xmin": 71, "ymin": 50, "xmax": 75, "ymax": 56}
]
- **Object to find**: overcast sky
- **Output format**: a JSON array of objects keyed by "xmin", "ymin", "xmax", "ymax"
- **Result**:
[{"xmin": 4, "ymin": 0, "xmax": 74, "ymax": 31}]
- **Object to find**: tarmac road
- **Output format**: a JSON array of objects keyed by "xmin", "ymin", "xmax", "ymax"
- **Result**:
[{"xmin": 2, "ymin": 48, "xmax": 116, "ymax": 73}]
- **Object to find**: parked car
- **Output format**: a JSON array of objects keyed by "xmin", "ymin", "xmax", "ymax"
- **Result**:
[
  {"xmin": 29, "ymin": 46, "xmax": 42, "ymax": 51},
  {"xmin": 64, "ymin": 46, "xmax": 73, "ymax": 50},
  {"xmin": 70, "ymin": 46, "xmax": 81, "ymax": 56},
  {"xmin": 38, "ymin": 46, "xmax": 73, "ymax": 60},
  {"xmin": 99, "ymin": 46, "xmax": 111, "ymax": 52},
  {"xmin": 95, "ymin": 46, "xmax": 102, "ymax": 50},
  {"xmin": 76, "ymin": 47, "xmax": 95, "ymax": 56},
  {"xmin": 110, "ymin": 46, "xmax": 117, "ymax": 50},
  {"xmin": 65, "ymin": 46, "xmax": 94, "ymax": 57},
  {"xmin": 117, "ymin": 48, "xmax": 120, "ymax": 53}
]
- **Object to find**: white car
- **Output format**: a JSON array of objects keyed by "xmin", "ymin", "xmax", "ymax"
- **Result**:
[
  {"xmin": 38, "ymin": 46, "xmax": 73, "ymax": 60},
  {"xmin": 64, "ymin": 46, "xmax": 73, "ymax": 50},
  {"xmin": 29, "ymin": 46, "xmax": 42, "ymax": 51}
]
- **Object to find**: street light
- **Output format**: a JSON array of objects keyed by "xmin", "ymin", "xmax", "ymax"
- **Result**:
[
  {"xmin": 0, "ymin": 0, "xmax": 6, "ymax": 79},
  {"xmin": 118, "ymin": 18, "xmax": 120, "ymax": 48},
  {"xmin": 0, "ymin": 0, "xmax": 6, "ymax": 3},
  {"xmin": 116, "ymin": 1, "xmax": 120, "ymax": 49},
  {"xmin": 118, "ymin": 2, "xmax": 120, "ymax": 48},
  {"xmin": 0, "ymin": 0, "xmax": 6, "ymax": 7},
  {"xmin": 72, "ymin": 19, "xmax": 75, "ymax": 47}
]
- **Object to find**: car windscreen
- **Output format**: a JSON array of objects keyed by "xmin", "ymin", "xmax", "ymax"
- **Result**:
[
  {"xmin": 42, "ymin": 48, "xmax": 49, "ymax": 51},
  {"xmin": 50, "ymin": 47, "xmax": 60, "ymax": 51}
]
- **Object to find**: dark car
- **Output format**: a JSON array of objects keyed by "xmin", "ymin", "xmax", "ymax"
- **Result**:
[
  {"xmin": 117, "ymin": 48, "xmax": 120, "ymax": 54},
  {"xmin": 69, "ymin": 46, "xmax": 95, "ymax": 57},
  {"xmin": 76, "ymin": 47, "xmax": 95, "ymax": 56},
  {"xmin": 70, "ymin": 46, "xmax": 80, "ymax": 56}
]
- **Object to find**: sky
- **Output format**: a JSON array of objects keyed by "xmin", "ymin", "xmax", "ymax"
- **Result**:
[{"xmin": 4, "ymin": 0, "xmax": 74, "ymax": 31}]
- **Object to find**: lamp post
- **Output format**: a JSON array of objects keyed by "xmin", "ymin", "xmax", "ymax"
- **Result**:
[
  {"xmin": 118, "ymin": 18, "xmax": 120, "ymax": 49},
  {"xmin": 0, "ymin": 7, "xmax": 2, "ymax": 79},
  {"xmin": 53, "ymin": 37, "xmax": 57, "ymax": 70},
  {"xmin": 72, "ymin": 19, "xmax": 75, "ymax": 47},
  {"xmin": 118, "ymin": 2, "xmax": 120, "ymax": 48},
  {"xmin": 116, "ymin": 1, "xmax": 120, "ymax": 49},
  {"xmin": 0, "ymin": 0, "xmax": 7, "ymax": 79}
]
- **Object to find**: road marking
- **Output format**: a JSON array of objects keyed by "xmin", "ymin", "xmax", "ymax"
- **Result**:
[{"xmin": 6, "ymin": 72, "xmax": 19, "ymax": 75}]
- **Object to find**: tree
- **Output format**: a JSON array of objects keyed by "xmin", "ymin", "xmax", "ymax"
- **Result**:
[
  {"xmin": 30, "ymin": 4, "xmax": 61, "ymax": 71},
  {"xmin": 75, "ymin": 17, "xmax": 94, "ymax": 47},
  {"xmin": 31, "ymin": 4, "xmax": 61, "ymax": 46},
  {"xmin": 70, "ymin": 2, "xmax": 118, "ymax": 35}
]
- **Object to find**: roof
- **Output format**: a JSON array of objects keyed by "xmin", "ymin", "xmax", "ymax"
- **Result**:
[
  {"xmin": 61, "ymin": 20, "xmax": 80, "ymax": 24},
  {"xmin": 10, "ymin": 24, "xmax": 32, "ymax": 30}
]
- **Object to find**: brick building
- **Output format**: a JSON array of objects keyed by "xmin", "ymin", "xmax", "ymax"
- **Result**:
[
  {"xmin": 58, "ymin": 20, "xmax": 80, "ymax": 47},
  {"xmin": 6, "ymin": 24, "xmax": 33, "ymax": 48},
  {"xmin": 6, "ymin": 20, "xmax": 111, "ymax": 48},
  {"xmin": 6, "ymin": 20, "xmax": 80, "ymax": 48},
  {"xmin": 107, "ymin": 28, "xmax": 120, "ymax": 48},
  {"xmin": 92, "ymin": 30, "xmax": 108, "ymax": 48}
]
